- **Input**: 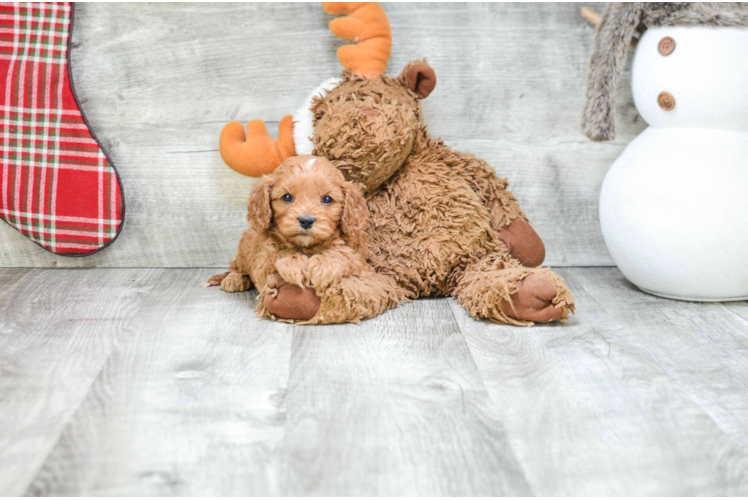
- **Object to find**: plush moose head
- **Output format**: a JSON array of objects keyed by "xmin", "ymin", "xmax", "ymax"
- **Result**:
[
  {"xmin": 310, "ymin": 61, "xmax": 435, "ymax": 192},
  {"xmin": 219, "ymin": 2, "xmax": 436, "ymax": 193}
]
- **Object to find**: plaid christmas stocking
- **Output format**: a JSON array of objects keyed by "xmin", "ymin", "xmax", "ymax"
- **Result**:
[{"xmin": 0, "ymin": 2, "xmax": 123, "ymax": 255}]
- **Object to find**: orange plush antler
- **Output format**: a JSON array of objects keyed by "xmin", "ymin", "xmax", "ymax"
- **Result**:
[
  {"xmin": 323, "ymin": 2, "xmax": 392, "ymax": 78},
  {"xmin": 219, "ymin": 116, "xmax": 296, "ymax": 177}
]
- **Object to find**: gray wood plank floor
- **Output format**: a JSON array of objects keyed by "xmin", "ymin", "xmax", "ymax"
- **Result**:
[{"xmin": 2, "ymin": 267, "xmax": 747, "ymax": 496}]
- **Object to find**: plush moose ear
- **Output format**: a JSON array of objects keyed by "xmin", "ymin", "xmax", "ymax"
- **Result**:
[
  {"xmin": 246, "ymin": 177, "xmax": 273, "ymax": 230},
  {"xmin": 403, "ymin": 61, "xmax": 436, "ymax": 99},
  {"xmin": 340, "ymin": 181, "xmax": 368, "ymax": 236}
]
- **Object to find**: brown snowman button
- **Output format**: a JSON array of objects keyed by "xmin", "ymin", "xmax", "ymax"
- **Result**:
[
  {"xmin": 658, "ymin": 36, "xmax": 675, "ymax": 56},
  {"xmin": 657, "ymin": 92, "xmax": 675, "ymax": 111}
]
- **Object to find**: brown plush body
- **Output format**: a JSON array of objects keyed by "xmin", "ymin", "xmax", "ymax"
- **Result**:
[
  {"xmin": 265, "ymin": 66, "xmax": 575, "ymax": 326},
  {"xmin": 208, "ymin": 155, "xmax": 403, "ymax": 323}
]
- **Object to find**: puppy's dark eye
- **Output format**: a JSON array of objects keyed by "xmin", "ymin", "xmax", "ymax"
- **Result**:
[
  {"xmin": 322, "ymin": 195, "xmax": 333, "ymax": 204},
  {"xmin": 282, "ymin": 193, "xmax": 293, "ymax": 203}
]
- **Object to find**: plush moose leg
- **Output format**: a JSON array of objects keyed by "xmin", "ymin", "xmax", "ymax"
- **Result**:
[
  {"xmin": 443, "ymin": 146, "xmax": 546, "ymax": 267},
  {"xmin": 453, "ymin": 254, "xmax": 575, "ymax": 326},
  {"xmin": 261, "ymin": 272, "xmax": 405, "ymax": 325}
]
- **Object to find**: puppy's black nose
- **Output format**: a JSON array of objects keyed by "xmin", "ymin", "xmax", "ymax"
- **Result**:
[{"xmin": 298, "ymin": 216, "xmax": 315, "ymax": 230}]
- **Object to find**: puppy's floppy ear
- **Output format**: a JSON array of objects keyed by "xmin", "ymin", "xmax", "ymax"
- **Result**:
[
  {"xmin": 247, "ymin": 175, "xmax": 273, "ymax": 230},
  {"xmin": 340, "ymin": 181, "xmax": 368, "ymax": 236}
]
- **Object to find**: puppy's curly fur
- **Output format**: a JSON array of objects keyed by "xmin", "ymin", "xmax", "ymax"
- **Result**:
[{"xmin": 208, "ymin": 155, "xmax": 402, "ymax": 323}]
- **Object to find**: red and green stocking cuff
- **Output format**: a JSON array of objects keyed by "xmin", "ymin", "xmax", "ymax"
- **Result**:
[{"xmin": 0, "ymin": 2, "xmax": 124, "ymax": 256}]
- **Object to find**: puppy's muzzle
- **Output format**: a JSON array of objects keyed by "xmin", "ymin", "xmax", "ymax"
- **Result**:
[{"xmin": 298, "ymin": 216, "xmax": 315, "ymax": 230}]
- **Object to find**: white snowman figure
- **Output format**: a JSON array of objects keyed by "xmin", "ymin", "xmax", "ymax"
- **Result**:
[{"xmin": 582, "ymin": 3, "xmax": 748, "ymax": 301}]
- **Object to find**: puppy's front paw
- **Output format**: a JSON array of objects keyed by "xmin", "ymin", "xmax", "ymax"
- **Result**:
[
  {"xmin": 274, "ymin": 254, "xmax": 308, "ymax": 287},
  {"xmin": 220, "ymin": 272, "xmax": 252, "ymax": 293},
  {"xmin": 303, "ymin": 255, "xmax": 343, "ymax": 289},
  {"xmin": 207, "ymin": 271, "xmax": 229, "ymax": 287}
]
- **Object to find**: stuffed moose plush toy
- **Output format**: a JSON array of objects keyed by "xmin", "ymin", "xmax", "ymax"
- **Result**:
[{"xmin": 217, "ymin": 2, "xmax": 575, "ymax": 325}]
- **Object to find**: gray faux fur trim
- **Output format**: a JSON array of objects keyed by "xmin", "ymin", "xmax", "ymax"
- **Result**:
[{"xmin": 582, "ymin": 2, "xmax": 748, "ymax": 142}]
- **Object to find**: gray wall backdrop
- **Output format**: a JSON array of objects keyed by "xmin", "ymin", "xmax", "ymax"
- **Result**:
[{"xmin": 0, "ymin": 2, "xmax": 644, "ymax": 268}]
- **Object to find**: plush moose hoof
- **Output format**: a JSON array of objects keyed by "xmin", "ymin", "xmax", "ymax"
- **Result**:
[
  {"xmin": 501, "ymin": 273, "xmax": 565, "ymax": 323},
  {"xmin": 264, "ymin": 274, "xmax": 321, "ymax": 321},
  {"xmin": 498, "ymin": 219, "xmax": 546, "ymax": 268}
]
